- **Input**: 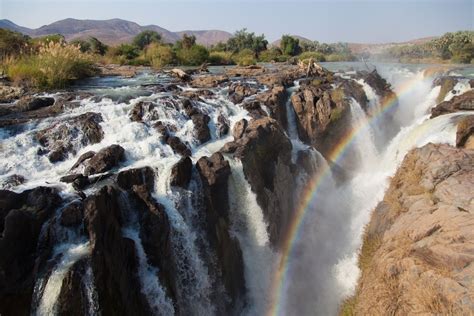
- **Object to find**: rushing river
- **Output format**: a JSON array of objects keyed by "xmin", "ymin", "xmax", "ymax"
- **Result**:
[{"xmin": 1, "ymin": 62, "xmax": 472, "ymax": 316}]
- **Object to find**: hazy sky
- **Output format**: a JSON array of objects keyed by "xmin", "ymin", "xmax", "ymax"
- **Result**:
[{"xmin": 1, "ymin": 0, "xmax": 473, "ymax": 42}]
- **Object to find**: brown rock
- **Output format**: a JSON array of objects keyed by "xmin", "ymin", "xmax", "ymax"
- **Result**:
[
  {"xmin": 170, "ymin": 157, "xmax": 193, "ymax": 188},
  {"xmin": 16, "ymin": 96, "xmax": 55, "ymax": 112},
  {"xmin": 431, "ymin": 90, "xmax": 474, "ymax": 118},
  {"xmin": 191, "ymin": 113, "xmax": 211, "ymax": 144},
  {"xmin": 117, "ymin": 167, "xmax": 155, "ymax": 191},
  {"xmin": 232, "ymin": 119, "xmax": 248, "ymax": 140},
  {"xmin": 60, "ymin": 201, "xmax": 84, "ymax": 227},
  {"xmin": 191, "ymin": 74, "xmax": 228, "ymax": 88},
  {"xmin": 456, "ymin": 115, "xmax": 474, "ymax": 149},
  {"xmin": 217, "ymin": 114, "xmax": 230, "ymax": 136},
  {"xmin": 55, "ymin": 259, "xmax": 90, "ymax": 316},
  {"xmin": 256, "ymin": 85, "xmax": 288, "ymax": 129},
  {"xmin": 84, "ymin": 145, "xmax": 125, "ymax": 176},
  {"xmin": 228, "ymin": 82, "xmax": 258, "ymax": 104},
  {"xmin": 166, "ymin": 136, "xmax": 192, "ymax": 157}
]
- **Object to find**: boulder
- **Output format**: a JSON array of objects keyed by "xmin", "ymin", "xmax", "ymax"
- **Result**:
[
  {"xmin": 55, "ymin": 259, "xmax": 90, "ymax": 316},
  {"xmin": 36, "ymin": 112, "xmax": 104, "ymax": 163},
  {"xmin": 0, "ymin": 85, "xmax": 23, "ymax": 103},
  {"xmin": 117, "ymin": 167, "xmax": 155, "ymax": 191},
  {"xmin": 191, "ymin": 113, "xmax": 211, "ymax": 144},
  {"xmin": 16, "ymin": 96, "xmax": 55, "ymax": 112},
  {"xmin": 60, "ymin": 201, "xmax": 84, "ymax": 227},
  {"xmin": 129, "ymin": 101, "xmax": 158, "ymax": 122},
  {"xmin": 84, "ymin": 186, "xmax": 152, "ymax": 315},
  {"xmin": 84, "ymin": 145, "xmax": 125, "ymax": 176},
  {"xmin": 196, "ymin": 153, "xmax": 246, "ymax": 311},
  {"xmin": 222, "ymin": 117, "xmax": 295, "ymax": 247},
  {"xmin": 431, "ymin": 90, "xmax": 474, "ymax": 118},
  {"xmin": 191, "ymin": 74, "xmax": 228, "ymax": 88},
  {"xmin": 232, "ymin": 119, "xmax": 248, "ymax": 140},
  {"xmin": 166, "ymin": 136, "xmax": 192, "ymax": 157},
  {"xmin": 217, "ymin": 114, "xmax": 230, "ymax": 136},
  {"xmin": 0, "ymin": 187, "xmax": 61, "ymax": 315},
  {"xmin": 433, "ymin": 76, "xmax": 458, "ymax": 104},
  {"xmin": 456, "ymin": 115, "xmax": 474, "ymax": 149},
  {"xmin": 242, "ymin": 101, "xmax": 267, "ymax": 119},
  {"xmin": 228, "ymin": 82, "xmax": 258, "ymax": 104},
  {"xmin": 225, "ymin": 65, "xmax": 266, "ymax": 78},
  {"xmin": 0, "ymin": 174, "xmax": 26, "ymax": 189},
  {"xmin": 70, "ymin": 151, "xmax": 96, "ymax": 171},
  {"xmin": 170, "ymin": 157, "xmax": 193, "ymax": 188},
  {"xmin": 256, "ymin": 85, "xmax": 288, "ymax": 129}
]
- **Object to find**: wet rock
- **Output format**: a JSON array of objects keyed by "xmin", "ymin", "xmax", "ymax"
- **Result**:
[
  {"xmin": 222, "ymin": 117, "xmax": 295, "ymax": 247},
  {"xmin": 431, "ymin": 90, "xmax": 474, "ymax": 118},
  {"xmin": 0, "ymin": 85, "xmax": 24, "ymax": 103},
  {"xmin": 217, "ymin": 114, "xmax": 230, "ymax": 136},
  {"xmin": 296, "ymin": 150, "xmax": 317, "ymax": 176},
  {"xmin": 55, "ymin": 258, "xmax": 91, "ymax": 316},
  {"xmin": 70, "ymin": 151, "xmax": 96, "ymax": 171},
  {"xmin": 456, "ymin": 115, "xmax": 474, "ymax": 149},
  {"xmin": 352, "ymin": 143, "xmax": 474, "ymax": 315},
  {"xmin": 36, "ymin": 112, "xmax": 104, "ymax": 163},
  {"xmin": 16, "ymin": 96, "xmax": 55, "ymax": 112},
  {"xmin": 339, "ymin": 79, "xmax": 369, "ymax": 110},
  {"xmin": 117, "ymin": 167, "xmax": 155, "ymax": 191},
  {"xmin": 433, "ymin": 76, "xmax": 458, "ymax": 104},
  {"xmin": 84, "ymin": 185, "xmax": 153, "ymax": 315},
  {"xmin": 232, "ymin": 119, "xmax": 248, "ymax": 140},
  {"xmin": 84, "ymin": 145, "xmax": 125, "ymax": 176},
  {"xmin": 166, "ymin": 136, "xmax": 192, "ymax": 157},
  {"xmin": 191, "ymin": 74, "xmax": 228, "ymax": 88},
  {"xmin": 228, "ymin": 82, "xmax": 258, "ymax": 104},
  {"xmin": 180, "ymin": 89, "xmax": 215, "ymax": 100},
  {"xmin": 256, "ymin": 85, "xmax": 288, "ymax": 129},
  {"xmin": 60, "ymin": 201, "xmax": 84, "ymax": 227},
  {"xmin": 60, "ymin": 173, "xmax": 87, "ymax": 184},
  {"xmin": 356, "ymin": 69, "xmax": 396, "ymax": 103},
  {"xmin": 242, "ymin": 101, "xmax": 267, "ymax": 119},
  {"xmin": 129, "ymin": 101, "xmax": 159, "ymax": 122},
  {"xmin": 170, "ymin": 157, "xmax": 193, "ymax": 188},
  {"xmin": 0, "ymin": 187, "xmax": 61, "ymax": 315},
  {"xmin": 226, "ymin": 65, "xmax": 266, "ymax": 78},
  {"xmin": 196, "ymin": 153, "xmax": 246, "ymax": 311},
  {"xmin": 191, "ymin": 113, "xmax": 211, "ymax": 144},
  {"xmin": 0, "ymin": 174, "xmax": 26, "ymax": 189}
]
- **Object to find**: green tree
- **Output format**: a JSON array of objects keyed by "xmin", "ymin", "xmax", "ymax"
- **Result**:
[
  {"xmin": 176, "ymin": 45, "xmax": 209, "ymax": 65},
  {"xmin": 227, "ymin": 28, "xmax": 268, "ymax": 57},
  {"xmin": 70, "ymin": 39, "xmax": 91, "ymax": 53},
  {"xmin": 280, "ymin": 35, "xmax": 301, "ymax": 56},
  {"xmin": 133, "ymin": 30, "xmax": 162, "ymax": 50},
  {"xmin": 116, "ymin": 44, "xmax": 140, "ymax": 60},
  {"xmin": 146, "ymin": 43, "xmax": 175, "ymax": 68},
  {"xmin": 0, "ymin": 29, "xmax": 31, "ymax": 58},
  {"xmin": 179, "ymin": 34, "xmax": 196, "ymax": 50},
  {"xmin": 89, "ymin": 37, "xmax": 108, "ymax": 55}
]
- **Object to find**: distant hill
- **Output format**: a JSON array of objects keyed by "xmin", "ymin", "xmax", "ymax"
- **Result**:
[
  {"xmin": 0, "ymin": 18, "xmax": 232, "ymax": 46},
  {"xmin": 348, "ymin": 37, "xmax": 437, "ymax": 55}
]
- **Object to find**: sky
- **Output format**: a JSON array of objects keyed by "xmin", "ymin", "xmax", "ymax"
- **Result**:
[{"xmin": 0, "ymin": 0, "xmax": 473, "ymax": 43}]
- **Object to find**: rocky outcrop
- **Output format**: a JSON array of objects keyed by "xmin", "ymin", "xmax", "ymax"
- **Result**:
[
  {"xmin": 83, "ymin": 145, "xmax": 125, "ymax": 176},
  {"xmin": 228, "ymin": 82, "xmax": 258, "ymax": 104},
  {"xmin": 36, "ymin": 112, "xmax": 104, "ymax": 162},
  {"xmin": 356, "ymin": 69, "xmax": 396, "ymax": 106},
  {"xmin": 0, "ymin": 85, "xmax": 24, "ymax": 103},
  {"xmin": 456, "ymin": 115, "xmax": 474, "ymax": 149},
  {"xmin": 55, "ymin": 259, "xmax": 91, "ymax": 316},
  {"xmin": 431, "ymin": 90, "xmax": 474, "ymax": 118},
  {"xmin": 347, "ymin": 143, "xmax": 474, "ymax": 315},
  {"xmin": 129, "ymin": 101, "xmax": 159, "ymax": 122},
  {"xmin": 196, "ymin": 153, "xmax": 246, "ymax": 311},
  {"xmin": 191, "ymin": 75, "xmax": 228, "ymax": 88},
  {"xmin": 256, "ymin": 85, "xmax": 288, "ymax": 129},
  {"xmin": 182, "ymin": 99, "xmax": 211, "ymax": 144},
  {"xmin": 222, "ymin": 117, "xmax": 295, "ymax": 247},
  {"xmin": 0, "ymin": 187, "xmax": 62, "ymax": 316},
  {"xmin": 433, "ymin": 76, "xmax": 458, "ymax": 104},
  {"xmin": 170, "ymin": 157, "xmax": 193, "ymax": 188}
]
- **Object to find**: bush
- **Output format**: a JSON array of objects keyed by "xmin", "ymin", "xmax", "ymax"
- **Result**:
[
  {"xmin": 146, "ymin": 43, "xmax": 175, "ymax": 68},
  {"xmin": 298, "ymin": 51, "xmax": 326, "ymax": 62},
  {"xmin": 259, "ymin": 48, "xmax": 286, "ymax": 62},
  {"xmin": 0, "ymin": 29, "xmax": 30, "ymax": 59},
  {"xmin": 208, "ymin": 51, "xmax": 234, "ymax": 65},
  {"xmin": 115, "ymin": 44, "xmax": 140, "ymax": 60},
  {"xmin": 5, "ymin": 41, "xmax": 97, "ymax": 89},
  {"xmin": 176, "ymin": 45, "xmax": 209, "ymax": 66},
  {"xmin": 133, "ymin": 30, "xmax": 162, "ymax": 50},
  {"xmin": 232, "ymin": 49, "xmax": 257, "ymax": 66},
  {"xmin": 326, "ymin": 53, "xmax": 355, "ymax": 62},
  {"xmin": 280, "ymin": 35, "xmax": 301, "ymax": 56}
]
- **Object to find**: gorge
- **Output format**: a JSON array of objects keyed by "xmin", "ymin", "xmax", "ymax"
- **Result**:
[{"xmin": 0, "ymin": 61, "xmax": 473, "ymax": 316}]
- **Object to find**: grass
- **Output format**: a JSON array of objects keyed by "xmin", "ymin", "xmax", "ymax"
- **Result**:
[{"xmin": 4, "ymin": 41, "xmax": 98, "ymax": 89}]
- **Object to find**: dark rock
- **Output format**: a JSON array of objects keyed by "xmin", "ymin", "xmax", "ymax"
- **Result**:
[
  {"xmin": 55, "ymin": 259, "xmax": 90, "ymax": 316},
  {"xmin": 166, "ymin": 136, "xmax": 192, "ymax": 157},
  {"xmin": 431, "ymin": 90, "xmax": 474, "ymax": 118},
  {"xmin": 456, "ymin": 115, "xmax": 474, "ymax": 149},
  {"xmin": 129, "ymin": 101, "xmax": 158, "ymax": 122},
  {"xmin": 217, "ymin": 114, "xmax": 230, "ymax": 136},
  {"xmin": 60, "ymin": 173, "xmax": 87, "ymax": 183},
  {"xmin": 242, "ymin": 101, "xmax": 267, "ymax": 119},
  {"xmin": 60, "ymin": 201, "xmax": 84, "ymax": 227},
  {"xmin": 228, "ymin": 82, "xmax": 258, "ymax": 104},
  {"xmin": 84, "ymin": 186, "xmax": 152, "ymax": 315},
  {"xmin": 84, "ymin": 145, "xmax": 125, "ymax": 176},
  {"xmin": 180, "ymin": 89, "xmax": 215, "ymax": 100},
  {"xmin": 222, "ymin": 117, "xmax": 295, "ymax": 247},
  {"xmin": 36, "ymin": 112, "xmax": 104, "ymax": 163},
  {"xmin": 433, "ymin": 76, "xmax": 458, "ymax": 104},
  {"xmin": 16, "ymin": 96, "xmax": 55, "ymax": 112},
  {"xmin": 0, "ymin": 187, "xmax": 61, "ymax": 315},
  {"xmin": 256, "ymin": 85, "xmax": 288, "ymax": 129},
  {"xmin": 0, "ymin": 85, "xmax": 23, "ymax": 103},
  {"xmin": 191, "ymin": 114, "xmax": 211, "ymax": 144},
  {"xmin": 296, "ymin": 150, "xmax": 317, "ymax": 176},
  {"xmin": 196, "ymin": 153, "xmax": 246, "ymax": 311},
  {"xmin": 232, "ymin": 119, "xmax": 248, "ymax": 140},
  {"xmin": 170, "ymin": 157, "xmax": 193, "ymax": 188},
  {"xmin": 117, "ymin": 167, "xmax": 155, "ymax": 191},
  {"xmin": 70, "ymin": 151, "xmax": 96, "ymax": 171},
  {"xmin": 0, "ymin": 174, "xmax": 26, "ymax": 189}
]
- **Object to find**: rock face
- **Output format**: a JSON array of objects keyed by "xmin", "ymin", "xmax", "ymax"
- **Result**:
[
  {"xmin": 256, "ymin": 85, "xmax": 288, "ymax": 129},
  {"xmin": 356, "ymin": 69, "xmax": 396, "ymax": 106},
  {"xmin": 348, "ymin": 143, "xmax": 474, "ymax": 315},
  {"xmin": 222, "ymin": 117, "xmax": 295, "ymax": 247},
  {"xmin": 0, "ymin": 187, "xmax": 62, "ymax": 315},
  {"xmin": 228, "ymin": 82, "xmax": 258, "ymax": 104},
  {"xmin": 36, "ymin": 112, "xmax": 104, "ymax": 162},
  {"xmin": 433, "ymin": 76, "xmax": 458, "ymax": 104},
  {"xmin": 456, "ymin": 115, "xmax": 474, "ymax": 149},
  {"xmin": 431, "ymin": 90, "xmax": 474, "ymax": 118},
  {"xmin": 196, "ymin": 153, "xmax": 246, "ymax": 311},
  {"xmin": 170, "ymin": 157, "xmax": 193, "ymax": 188},
  {"xmin": 183, "ymin": 99, "xmax": 211, "ymax": 144}
]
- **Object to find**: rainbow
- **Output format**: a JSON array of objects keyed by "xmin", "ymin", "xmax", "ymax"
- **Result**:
[{"xmin": 266, "ymin": 70, "xmax": 432, "ymax": 316}]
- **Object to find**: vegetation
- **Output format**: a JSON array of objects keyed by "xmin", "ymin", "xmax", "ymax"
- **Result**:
[
  {"xmin": 226, "ymin": 28, "xmax": 268, "ymax": 58},
  {"xmin": 0, "ymin": 29, "xmax": 30, "ymax": 58},
  {"xmin": 280, "ymin": 35, "xmax": 301, "ymax": 56},
  {"xmin": 383, "ymin": 31, "xmax": 474, "ymax": 64},
  {"xmin": 71, "ymin": 37, "xmax": 108, "ymax": 55},
  {"xmin": 133, "ymin": 30, "xmax": 162, "ymax": 50}
]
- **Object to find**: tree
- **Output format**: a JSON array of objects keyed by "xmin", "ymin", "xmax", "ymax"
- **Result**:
[
  {"xmin": 180, "ymin": 34, "xmax": 196, "ymax": 50},
  {"xmin": 89, "ymin": 37, "xmax": 108, "ymax": 55},
  {"xmin": 227, "ymin": 28, "xmax": 268, "ymax": 57},
  {"xmin": 133, "ymin": 30, "xmax": 162, "ymax": 50},
  {"xmin": 146, "ymin": 43, "xmax": 175, "ymax": 68},
  {"xmin": 0, "ymin": 29, "xmax": 31, "ymax": 58},
  {"xmin": 176, "ymin": 44, "xmax": 209, "ymax": 65},
  {"xmin": 280, "ymin": 35, "xmax": 301, "ymax": 56},
  {"xmin": 116, "ymin": 44, "xmax": 140, "ymax": 60}
]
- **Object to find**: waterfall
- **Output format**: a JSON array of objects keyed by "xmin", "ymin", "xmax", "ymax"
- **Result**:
[
  {"xmin": 285, "ymin": 84, "xmax": 300, "ymax": 140},
  {"xmin": 227, "ymin": 159, "xmax": 276, "ymax": 316}
]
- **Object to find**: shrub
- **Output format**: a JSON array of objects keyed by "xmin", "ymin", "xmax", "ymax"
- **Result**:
[
  {"xmin": 176, "ymin": 45, "xmax": 209, "ymax": 66},
  {"xmin": 326, "ymin": 53, "xmax": 355, "ymax": 62},
  {"xmin": 232, "ymin": 49, "xmax": 257, "ymax": 66},
  {"xmin": 280, "ymin": 35, "xmax": 301, "ymax": 56},
  {"xmin": 0, "ymin": 29, "xmax": 30, "ymax": 59},
  {"xmin": 259, "ymin": 48, "xmax": 285, "ymax": 63},
  {"xmin": 146, "ymin": 43, "xmax": 175, "ymax": 68},
  {"xmin": 133, "ymin": 30, "xmax": 162, "ymax": 50},
  {"xmin": 115, "ymin": 44, "xmax": 140, "ymax": 60},
  {"xmin": 298, "ymin": 51, "xmax": 326, "ymax": 62},
  {"xmin": 5, "ymin": 41, "xmax": 97, "ymax": 89},
  {"xmin": 208, "ymin": 51, "xmax": 234, "ymax": 65}
]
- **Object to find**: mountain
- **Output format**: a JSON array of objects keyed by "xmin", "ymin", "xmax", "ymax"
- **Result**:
[{"xmin": 0, "ymin": 18, "xmax": 232, "ymax": 46}]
